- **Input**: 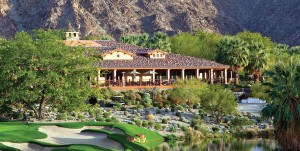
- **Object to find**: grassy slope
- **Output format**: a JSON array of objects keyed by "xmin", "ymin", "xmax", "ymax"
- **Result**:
[{"xmin": 0, "ymin": 122, "xmax": 164, "ymax": 151}]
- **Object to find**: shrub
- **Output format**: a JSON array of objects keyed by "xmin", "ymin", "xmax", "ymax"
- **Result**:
[
  {"xmin": 212, "ymin": 127, "xmax": 220, "ymax": 133},
  {"xmin": 105, "ymin": 118, "xmax": 112, "ymax": 122},
  {"xmin": 154, "ymin": 123, "xmax": 162, "ymax": 131},
  {"xmin": 12, "ymin": 113, "xmax": 23, "ymax": 119},
  {"xmin": 145, "ymin": 110, "xmax": 150, "ymax": 115},
  {"xmin": 175, "ymin": 112, "xmax": 181, "ymax": 117},
  {"xmin": 89, "ymin": 110, "xmax": 96, "ymax": 118},
  {"xmin": 149, "ymin": 121, "xmax": 155, "ymax": 127},
  {"xmin": 111, "ymin": 116, "xmax": 119, "ymax": 123},
  {"xmin": 142, "ymin": 121, "xmax": 148, "ymax": 127},
  {"xmin": 57, "ymin": 113, "xmax": 67, "ymax": 120},
  {"xmin": 156, "ymin": 109, "xmax": 162, "ymax": 114},
  {"xmin": 162, "ymin": 118, "xmax": 168, "ymax": 124},
  {"xmin": 164, "ymin": 134, "xmax": 178, "ymax": 142},
  {"xmin": 67, "ymin": 116, "xmax": 73, "ymax": 120},
  {"xmin": 147, "ymin": 114, "xmax": 155, "ymax": 121},
  {"xmin": 103, "ymin": 112, "xmax": 111, "ymax": 118},
  {"xmin": 176, "ymin": 105, "xmax": 184, "ymax": 111},
  {"xmin": 169, "ymin": 125, "xmax": 177, "ymax": 132},
  {"xmin": 256, "ymin": 116, "xmax": 263, "ymax": 123},
  {"xmin": 135, "ymin": 120, "xmax": 142, "ymax": 127},
  {"xmin": 96, "ymin": 116, "xmax": 104, "ymax": 122},
  {"xmin": 191, "ymin": 119, "xmax": 202, "ymax": 128},
  {"xmin": 181, "ymin": 125, "xmax": 188, "ymax": 132},
  {"xmin": 184, "ymin": 130, "xmax": 194, "ymax": 143},
  {"xmin": 137, "ymin": 105, "xmax": 144, "ymax": 111},
  {"xmin": 121, "ymin": 106, "xmax": 126, "ymax": 111},
  {"xmin": 95, "ymin": 109, "xmax": 103, "ymax": 115},
  {"xmin": 78, "ymin": 114, "xmax": 85, "ymax": 120}
]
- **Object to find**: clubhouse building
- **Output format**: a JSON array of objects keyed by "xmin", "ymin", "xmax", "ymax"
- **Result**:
[{"xmin": 64, "ymin": 32, "xmax": 230, "ymax": 89}]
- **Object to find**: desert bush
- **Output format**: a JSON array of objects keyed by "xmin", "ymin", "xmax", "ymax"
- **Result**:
[
  {"xmin": 175, "ymin": 112, "xmax": 181, "ymax": 117},
  {"xmin": 156, "ymin": 109, "xmax": 162, "ymax": 114},
  {"xmin": 135, "ymin": 120, "xmax": 142, "ymax": 127},
  {"xmin": 12, "ymin": 112, "xmax": 23, "ymax": 119},
  {"xmin": 149, "ymin": 121, "xmax": 155, "ymax": 127},
  {"xmin": 191, "ymin": 119, "xmax": 202, "ymax": 128},
  {"xmin": 103, "ymin": 112, "xmax": 111, "ymax": 118},
  {"xmin": 96, "ymin": 116, "xmax": 104, "ymax": 122},
  {"xmin": 155, "ymin": 123, "xmax": 162, "ymax": 130},
  {"xmin": 147, "ymin": 114, "xmax": 155, "ymax": 121},
  {"xmin": 212, "ymin": 127, "xmax": 220, "ymax": 133},
  {"xmin": 57, "ymin": 113, "xmax": 67, "ymax": 120},
  {"xmin": 142, "ymin": 121, "xmax": 148, "ymax": 127},
  {"xmin": 162, "ymin": 118, "xmax": 168, "ymax": 124}
]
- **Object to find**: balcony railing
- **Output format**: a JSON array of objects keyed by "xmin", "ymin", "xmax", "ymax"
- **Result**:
[{"xmin": 95, "ymin": 79, "xmax": 176, "ymax": 87}]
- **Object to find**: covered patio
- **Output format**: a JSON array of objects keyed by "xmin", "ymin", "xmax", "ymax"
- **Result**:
[{"xmin": 93, "ymin": 67, "xmax": 229, "ymax": 88}]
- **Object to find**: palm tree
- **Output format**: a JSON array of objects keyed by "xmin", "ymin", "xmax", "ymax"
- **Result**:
[
  {"xmin": 262, "ymin": 59, "xmax": 300, "ymax": 150},
  {"xmin": 246, "ymin": 41, "xmax": 268, "ymax": 83},
  {"xmin": 216, "ymin": 37, "xmax": 249, "ymax": 85},
  {"xmin": 148, "ymin": 32, "xmax": 171, "ymax": 52}
]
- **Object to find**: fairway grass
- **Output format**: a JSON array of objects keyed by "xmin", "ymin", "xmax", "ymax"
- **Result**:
[{"xmin": 0, "ymin": 122, "xmax": 164, "ymax": 151}]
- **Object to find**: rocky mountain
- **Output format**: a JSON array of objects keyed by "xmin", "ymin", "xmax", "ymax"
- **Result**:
[{"xmin": 0, "ymin": 0, "xmax": 299, "ymax": 45}]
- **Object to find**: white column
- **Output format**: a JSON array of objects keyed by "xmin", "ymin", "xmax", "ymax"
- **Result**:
[
  {"xmin": 210, "ymin": 69, "xmax": 214, "ymax": 84},
  {"xmin": 224, "ymin": 69, "xmax": 228, "ymax": 84},
  {"xmin": 152, "ymin": 69, "xmax": 156, "ymax": 82},
  {"xmin": 113, "ymin": 69, "xmax": 117, "ymax": 82},
  {"xmin": 181, "ymin": 69, "xmax": 185, "ymax": 80},
  {"xmin": 167, "ymin": 69, "xmax": 171, "ymax": 80},
  {"xmin": 97, "ymin": 70, "xmax": 101, "ymax": 85},
  {"xmin": 196, "ymin": 69, "xmax": 200, "ymax": 79}
]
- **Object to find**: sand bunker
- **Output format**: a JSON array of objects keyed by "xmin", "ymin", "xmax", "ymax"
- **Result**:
[
  {"xmin": 37, "ymin": 126, "xmax": 124, "ymax": 151},
  {"xmin": 1, "ymin": 142, "xmax": 61, "ymax": 151}
]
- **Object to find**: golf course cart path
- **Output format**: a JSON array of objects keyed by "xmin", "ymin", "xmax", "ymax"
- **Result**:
[
  {"xmin": 38, "ymin": 126, "xmax": 124, "ymax": 151},
  {"xmin": 1, "ymin": 142, "xmax": 58, "ymax": 151}
]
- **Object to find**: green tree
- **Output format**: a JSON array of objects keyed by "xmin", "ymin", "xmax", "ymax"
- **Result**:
[
  {"xmin": 250, "ymin": 84, "xmax": 270, "ymax": 101},
  {"xmin": 120, "ymin": 33, "xmax": 149, "ymax": 47},
  {"xmin": 84, "ymin": 34, "xmax": 112, "ymax": 40},
  {"xmin": 216, "ymin": 37, "xmax": 250, "ymax": 85},
  {"xmin": 148, "ymin": 32, "xmax": 171, "ymax": 52},
  {"xmin": 287, "ymin": 46, "xmax": 300, "ymax": 56},
  {"xmin": 231, "ymin": 116, "xmax": 254, "ymax": 131},
  {"xmin": 246, "ymin": 41, "xmax": 268, "ymax": 83},
  {"xmin": 235, "ymin": 31, "xmax": 274, "ymax": 50},
  {"xmin": 262, "ymin": 58, "xmax": 300, "ymax": 150},
  {"xmin": 0, "ymin": 29, "xmax": 100, "ymax": 119},
  {"xmin": 169, "ymin": 79, "xmax": 207, "ymax": 106},
  {"xmin": 170, "ymin": 31, "xmax": 222, "ymax": 61},
  {"xmin": 201, "ymin": 85, "xmax": 237, "ymax": 123}
]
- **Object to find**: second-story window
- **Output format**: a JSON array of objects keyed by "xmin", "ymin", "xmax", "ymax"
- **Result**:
[{"xmin": 153, "ymin": 54, "xmax": 155, "ymax": 57}]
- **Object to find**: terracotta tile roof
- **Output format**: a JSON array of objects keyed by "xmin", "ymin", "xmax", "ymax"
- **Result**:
[
  {"xmin": 95, "ymin": 53, "xmax": 229, "ymax": 69},
  {"xmin": 95, "ymin": 40, "xmax": 152, "ymax": 54},
  {"xmin": 77, "ymin": 40, "xmax": 229, "ymax": 69},
  {"xmin": 62, "ymin": 40, "xmax": 102, "ymax": 47}
]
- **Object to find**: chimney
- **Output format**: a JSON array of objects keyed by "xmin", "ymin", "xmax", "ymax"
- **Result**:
[{"xmin": 66, "ymin": 32, "xmax": 80, "ymax": 40}]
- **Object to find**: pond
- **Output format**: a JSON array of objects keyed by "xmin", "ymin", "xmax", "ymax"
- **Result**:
[{"xmin": 154, "ymin": 138, "xmax": 278, "ymax": 151}]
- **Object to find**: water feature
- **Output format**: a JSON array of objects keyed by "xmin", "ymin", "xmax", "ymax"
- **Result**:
[{"xmin": 154, "ymin": 138, "xmax": 277, "ymax": 151}]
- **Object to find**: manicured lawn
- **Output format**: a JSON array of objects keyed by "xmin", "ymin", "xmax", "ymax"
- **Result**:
[{"xmin": 0, "ymin": 122, "xmax": 164, "ymax": 151}]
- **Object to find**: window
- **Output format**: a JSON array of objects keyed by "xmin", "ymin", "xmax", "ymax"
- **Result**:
[
  {"xmin": 153, "ymin": 54, "xmax": 155, "ymax": 57},
  {"xmin": 156, "ymin": 54, "xmax": 159, "ymax": 57},
  {"xmin": 117, "ymin": 54, "xmax": 120, "ymax": 58},
  {"xmin": 69, "ymin": 33, "xmax": 71, "ymax": 37},
  {"xmin": 160, "ymin": 54, "xmax": 163, "ymax": 57},
  {"xmin": 74, "ymin": 33, "xmax": 77, "ymax": 37}
]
